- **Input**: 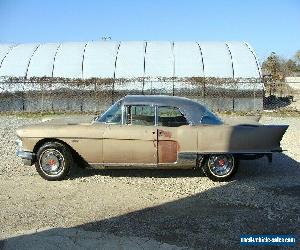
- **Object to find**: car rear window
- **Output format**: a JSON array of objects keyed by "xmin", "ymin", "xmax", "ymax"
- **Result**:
[{"xmin": 158, "ymin": 106, "xmax": 189, "ymax": 127}]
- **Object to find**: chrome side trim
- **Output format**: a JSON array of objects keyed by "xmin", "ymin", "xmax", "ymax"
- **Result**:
[
  {"xmin": 89, "ymin": 152, "xmax": 198, "ymax": 169},
  {"xmin": 87, "ymin": 150, "xmax": 279, "ymax": 170},
  {"xmin": 197, "ymin": 150, "xmax": 281, "ymax": 154},
  {"xmin": 177, "ymin": 152, "xmax": 198, "ymax": 167},
  {"xmin": 89, "ymin": 163, "xmax": 157, "ymax": 169}
]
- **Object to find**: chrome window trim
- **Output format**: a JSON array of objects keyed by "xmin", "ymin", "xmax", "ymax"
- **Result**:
[
  {"xmin": 154, "ymin": 105, "xmax": 158, "ymax": 126},
  {"xmin": 121, "ymin": 104, "xmax": 125, "ymax": 125}
]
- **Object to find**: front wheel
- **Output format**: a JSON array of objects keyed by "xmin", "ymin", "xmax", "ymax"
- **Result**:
[
  {"xmin": 35, "ymin": 142, "xmax": 74, "ymax": 181},
  {"xmin": 202, "ymin": 154, "xmax": 238, "ymax": 182}
]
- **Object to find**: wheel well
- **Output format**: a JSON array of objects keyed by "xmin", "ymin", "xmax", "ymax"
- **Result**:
[
  {"xmin": 33, "ymin": 138, "xmax": 71, "ymax": 154},
  {"xmin": 33, "ymin": 138, "xmax": 88, "ymax": 167}
]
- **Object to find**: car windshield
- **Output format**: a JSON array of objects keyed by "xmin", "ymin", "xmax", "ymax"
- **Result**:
[
  {"xmin": 201, "ymin": 109, "xmax": 223, "ymax": 125},
  {"xmin": 96, "ymin": 100, "xmax": 122, "ymax": 124}
]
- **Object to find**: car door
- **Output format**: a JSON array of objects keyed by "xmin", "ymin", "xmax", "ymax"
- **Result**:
[
  {"xmin": 102, "ymin": 105, "xmax": 157, "ymax": 165},
  {"xmin": 156, "ymin": 106, "xmax": 196, "ymax": 164}
]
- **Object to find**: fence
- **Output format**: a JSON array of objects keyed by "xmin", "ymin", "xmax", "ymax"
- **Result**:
[
  {"xmin": 263, "ymin": 80, "xmax": 295, "ymax": 110},
  {"xmin": 0, "ymin": 76, "xmax": 264, "ymax": 112}
]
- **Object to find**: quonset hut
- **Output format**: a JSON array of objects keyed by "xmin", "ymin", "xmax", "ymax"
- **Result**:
[{"xmin": 0, "ymin": 41, "xmax": 263, "ymax": 112}]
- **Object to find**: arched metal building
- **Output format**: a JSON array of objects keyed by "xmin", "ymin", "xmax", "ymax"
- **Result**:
[
  {"xmin": 0, "ymin": 41, "xmax": 263, "ymax": 112},
  {"xmin": 0, "ymin": 41, "xmax": 261, "ymax": 79}
]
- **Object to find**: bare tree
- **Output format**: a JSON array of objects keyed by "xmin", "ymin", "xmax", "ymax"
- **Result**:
[
  {"xmin": 262, "ymin": 51, "xmax": 300, "ymax": 80},
  {"xmin": 295, "ymin": 50, "xmax": 300, "ymax": 64},
  {"xmin": 262, "ymin": 52, "xmax": 283, "ymax": 81}
]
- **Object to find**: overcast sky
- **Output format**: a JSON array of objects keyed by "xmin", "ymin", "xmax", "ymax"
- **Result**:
[{"xmin": 0, "ymin": 0, "xmax": 299, "ymax": 61}]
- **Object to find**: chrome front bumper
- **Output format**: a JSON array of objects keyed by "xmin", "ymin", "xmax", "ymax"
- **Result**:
[{"xmin": 16, "ymin": 139, "xmax": 36, "ymax": 166}]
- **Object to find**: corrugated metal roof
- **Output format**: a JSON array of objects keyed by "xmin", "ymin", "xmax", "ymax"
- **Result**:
[
  {"xmin": 199, "ymin": 42, "xmax": 233, "ymax": 78},
  {"xmin": 83, "ymin": 41, "xmax": 119, "ymax": 79},
  {"xmin": 145, "ymin": 41, "xmax": 174, "ymax": 78},
  {"xmin": 27, "ymin": 43, "xmax": 60, "ymax": 78},
  {"xmin": 0, "ymin": 41, "xmax": 262, "ymax": 82},
  {"xmin": 226, "ymin": 42, "xmax": 260, "ymax": 78},
  {"xmin": 244, "ymin": 42, "xmax": 262, "ymax": 78},
  {"xmin": 115, "ymin": 41, "xmax": 145, "ymax": 78},
  {"xmin": 53, "ymin": 42, "xmax": 86, "ymax": 78},
  {"xmin": 0, "ymin": 43, "xmax": 39, "ymax": 77},
  {"xmin": 0, "ymin": 44, "xmax": 15, "ymax": 66},
  {"xmin": 174, "ymin": 42, "xmax": 204, "ymax": 77}
]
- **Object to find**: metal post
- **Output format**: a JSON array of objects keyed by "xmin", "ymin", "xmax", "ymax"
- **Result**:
[
  {"xmin": 41, "ymin": 81, "xmax": 44, "ymax": 112},
  {"xmin": 94, "ymin": 80, "xmax": 97, "ymax": 112},
  {"xmin": 253, "ymin": 81, "xmax": 256, "ymax": 111},
  {"xmin": 112, "ymin": 79, "xmax": 115, "ymax": 104},
  {"xmin": 172, "ymin": 77, "xmax": 175, "ymax": 96}
]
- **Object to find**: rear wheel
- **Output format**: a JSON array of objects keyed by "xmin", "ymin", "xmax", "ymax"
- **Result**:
[
  {"xmin": 35, "ymin": 142, "xmax": 74, "ymax": 181},
  {"xmin": 202, "ymin": 154, "xmax": 238, "ymax": 182}
]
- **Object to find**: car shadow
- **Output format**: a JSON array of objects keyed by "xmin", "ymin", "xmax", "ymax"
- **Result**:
[
  {"xmin": 236, "ymin": 152, "xmax": 300, "ymax": 179},
  {"xmin": 70, "ymin": 167, "xmax": 205, "ymax": 179},
  {"xmin": 70, "ymin": 152, "xmax": 299, "ymax": 180},
  {"xmin": 264, "ymin": 95, "xmax": 293, "ymax": 110},
  {"xmin": 1, "ymin": 153, "xmax": 299, "ymax": 249}
]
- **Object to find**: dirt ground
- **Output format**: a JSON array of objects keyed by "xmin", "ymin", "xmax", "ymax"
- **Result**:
[{"xmin": 0, "ymin": 115, "xmax": 299, "ymax": 249}]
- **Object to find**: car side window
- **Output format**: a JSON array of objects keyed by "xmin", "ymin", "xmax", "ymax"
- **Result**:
[
  {"xmin": 158, "ymin": 106, "xmax": 189, "ymax": 127},
  {"xmin": 125, "ymin": 105, "xmax": 155, "ymax": 126},
  {"xmin": 97, "ymin": 100, "xmax": 122, "ymax": 124}
]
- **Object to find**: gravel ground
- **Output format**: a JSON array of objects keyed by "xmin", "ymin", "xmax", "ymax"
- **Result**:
[{"xmin": 0, "ymin": 115, "xmax": 299, "ymax": 249}]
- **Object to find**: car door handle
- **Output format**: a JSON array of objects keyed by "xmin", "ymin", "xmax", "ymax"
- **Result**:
[{"xmin": 157, "ymin": 130, "xmax": 171, "ymax": 138}]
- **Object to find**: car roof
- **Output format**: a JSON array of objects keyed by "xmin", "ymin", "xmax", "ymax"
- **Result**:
[
  {"xmin": 124, "ymin": 95, "xmax": 196, "ymax": 105},
  {"xmin": 122, "ymin": 95, "xmax": 208, "ymax": 125}
]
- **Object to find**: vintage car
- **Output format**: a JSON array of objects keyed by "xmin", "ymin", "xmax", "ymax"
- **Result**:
[{"xmin": 16, "ymin": 95, "xmax": 288, "ymax": 181}]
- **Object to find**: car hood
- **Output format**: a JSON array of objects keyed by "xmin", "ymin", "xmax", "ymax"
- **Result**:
[
  {"xmin": 16, "ymin": 115, "xmax": 97, "ymax": 138},
  {"xmin": 40, "ymin": 115, "xmax": 95, "ymax": 125}
]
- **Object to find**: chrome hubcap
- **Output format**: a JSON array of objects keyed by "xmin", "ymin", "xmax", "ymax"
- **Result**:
[
  {"xmin": 207, "ymin": 154, "xmax": 234, "ymax": 177},
  {"xmin": 39, "ymin": 149, "xmax": 65, "ymax": 176}
]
